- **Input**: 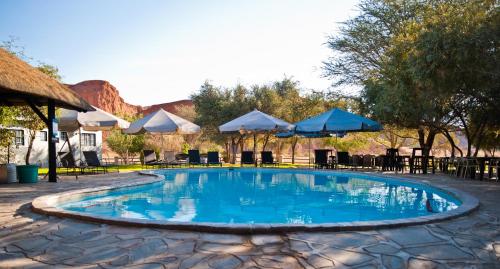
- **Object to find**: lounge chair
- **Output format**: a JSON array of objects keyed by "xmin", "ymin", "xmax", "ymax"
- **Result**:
[
  {"xmin": 83, "ymin": 151, "xmax": 117, "ymax": 173},
  {"xmin": 337, "ymin": 151, "xmax": 351, "ymax": 168},
  {"xmin": 314, "ymin": 149, "xmax": 331, "ymax": 169},
  {"xmin": 260, "ymin": 151, "xmax": 278, "ymax": 167},
  {"xmin": 58, "ymin": 152, "xmax": 84, "ymax": 176},
  {"xmin": 351, "ymin": 155, "xmax": 363, "ymax": 170},
  {"xmin": 188, "ymin": 150, "xmax": 202, "ymax": 166},
  {"xmin": 207, "ymin": 151, "xmax": 222, "ymax": 167},
  {"xmin": 363, "ymin": 154, "xmax": 375, "ymax": 168},
  {"xmin": 163, "ymin": 151, "xmax": 183, "ymax": 168},
  {"xmin": 142, "ymin": 149, "xmax": 163, "ymax": 168},
  {"xmin": 241, "ymin": 151, "xmax": 255, "ymax": 166}
]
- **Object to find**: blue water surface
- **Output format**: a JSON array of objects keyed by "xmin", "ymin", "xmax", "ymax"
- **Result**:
[{"xmin": 60, "ymin": 168, "xmax": 461, "ymax": 224}]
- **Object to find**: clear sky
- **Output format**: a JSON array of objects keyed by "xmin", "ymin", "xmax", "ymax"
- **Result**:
[{"xmin": 0, "ymin": 0, "xmax": 359, "ymax": 106}]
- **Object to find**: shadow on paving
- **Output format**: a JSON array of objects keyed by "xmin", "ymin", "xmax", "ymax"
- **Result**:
[{"xmin": 0, "ymin": 171, "xmax": 499, "ymax": 268}]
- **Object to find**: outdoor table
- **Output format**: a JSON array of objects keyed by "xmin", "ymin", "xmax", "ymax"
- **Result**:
[
  {"xmin": 329, "ymin": 155, "xmax": 337, "ymax": 169},
  {"xmin": 398, "ymin": 155, "xmax": 411, "ymax": 172},
  {"xmin": 410, "ymin": 156, "xmax": 435, "ymax": 174},
  {"xmin": 476, "ymin": 157, "xmax": 495, "ymax": 181},
  {"xmin": 488, "ymin": 158, "xmax": 499, "ymax": 180}
]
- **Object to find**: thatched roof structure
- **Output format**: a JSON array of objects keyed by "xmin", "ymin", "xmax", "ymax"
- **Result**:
[{"xmin": 0, "ymin": 48, "xmax": 93, "ymax": 111}]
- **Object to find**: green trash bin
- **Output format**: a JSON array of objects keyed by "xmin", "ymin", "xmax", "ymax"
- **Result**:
[{"xmin": 17, "ymin": 165, "xmax": 39, "ymax": 183}]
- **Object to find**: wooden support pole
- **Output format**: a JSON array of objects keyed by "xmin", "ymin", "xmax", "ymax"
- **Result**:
[{"xmin": 47, "ymin": 99, "xmax": 57, "ymax": 182}]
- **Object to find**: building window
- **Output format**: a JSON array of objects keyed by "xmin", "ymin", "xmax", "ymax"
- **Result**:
[
  {"xmin": 60, "ymin": 131, "xmax": 68, "ymax": 142},
  {"xmin": 39, "ymin": 131, "xmax": 48, "ymax": 141},
  {"xmin": 13, "ymin": 130, "xmax": 24, "ymax": 146},
  {"xmin": 82, "ymin": 133, "xmax": 96, "ymax": 146}
]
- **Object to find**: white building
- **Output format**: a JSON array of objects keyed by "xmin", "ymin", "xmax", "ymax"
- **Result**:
[{"xmin": 7, "ymin": 127, "xmax": 102, "ymax": 167}]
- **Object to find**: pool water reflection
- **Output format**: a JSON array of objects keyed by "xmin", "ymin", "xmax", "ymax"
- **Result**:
[{"xmin": 60, "ymin": 168, "xmax": 461, "ymax": 224}]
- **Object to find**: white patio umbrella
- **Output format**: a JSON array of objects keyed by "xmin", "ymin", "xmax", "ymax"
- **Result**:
[
  {"xmin": 58, "ymin": 105, "xmax": 130, "ymax": 164},
  {"xmin": 219, "ymin": 109, "xmax": 294, "ymax": 166},
  {"xmin": 124, "ymin": 109, "xmax": 200, "ymax": 152},
  {"xmin": 59, "ymin": 105, "xmax": 130, "ymax": 132},
  {"xmin": 124, "ymin": 109, "xmax": 200, "ymax": 134}
]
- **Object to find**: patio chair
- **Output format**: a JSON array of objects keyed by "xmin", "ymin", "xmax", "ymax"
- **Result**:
[
  {"xmin": 363, "ymin": 154, "xmax": 375, "ymax": 168},
  {"xmin": 488, "ymin": 158, "xmax": 499, "ymax": 181},
  {"xmin": 375, "ymin": 155, "xmax": 384, "ymax": 170},
  {"xmin": 351, "ymin": 155, "xmax": 363, "ymax": 170},
  {"xmin": 163, "ymin": 151, "xmax": 183, "ymax": 168},
  {"xmin": 314, "ymin": 149, "xmax": 330, "ymax": 169},
  {"xmin": 83, "ymin": 151, "xmax": 117, "ymax": 174},
  {"xmin": 58, "ymin": 151, "xmax": 85, "ymax": 176},
  {"xmin": 207, "ymin": 151, "xmax": 222, "ymax": 167},
  {"xmin": 241, "ymin": 151, "xmax": 255, "ymax": 166},
  {"xmin": 460, "ymin": 158, "xmax": 478, "ymax": 179},
  {"xmin": 188, "ymin": 150, "xmax": 202, "ymax": 166},
  {"xmin": 410, "ymin": 148, "xmax": 434, "ymax": 174},
  {"xmin": 337, "ymin": 151, "xmax": 351, "ymax": 168},
  {"xmin": 260, "ymin": 151, "xmax": 278, "ymax": 167},
  {"xmin": 142, "ymin": 149, "xmax": 163, "ymax": 168},
  {"xmin": 384, "ymin": 148, "xmax": 401, "ymax": 171}
]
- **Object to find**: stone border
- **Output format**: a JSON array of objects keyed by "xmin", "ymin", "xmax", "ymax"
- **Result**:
[{"xmin": 31, "ymin": 168, "xmax": 479, "ymax": 234}]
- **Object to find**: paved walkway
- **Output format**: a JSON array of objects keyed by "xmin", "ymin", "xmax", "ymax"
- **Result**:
[{"xmin": 0, "ymin": 171, "xmax": 499, "ymax": 268}]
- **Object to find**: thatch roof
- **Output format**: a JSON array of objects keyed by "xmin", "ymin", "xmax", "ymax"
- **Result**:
[{"xmin": 0, "ymin": 48, "xmax": 93, "ymax": 111}]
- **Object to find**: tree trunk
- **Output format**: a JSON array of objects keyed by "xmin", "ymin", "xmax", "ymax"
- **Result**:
[
  {"xmin": 124, "ymin": 149, "xmax": 129, "ymax": 164},
  {"xmin": 224, "ymin": 140, "xmax": 230, "ymax": 162},
  {"xmin": 262, "ymin": 133, "xmax": 270, "ymax": 151},
  {"xmin": 459, "ymin": 115, "xmax": 473, "ymax": 157},
  {"xmin": 231, "ymin": 137, "xmax": 237, "ymax": 164},
  {"xmin": 417, "ymin": 127, "xmax": 426, "ymax": 149},
  {"xmin": 25, "ymin": 131, "xmax": 36, "ymax": 165},
  {"xmin": 239, "ymin": 135, "xmax": 245, "ymax": 162},
  {"xmin": 291, "ymin": 137, "xmax": 298, "ymax": 164},
  {"xmin": 472, "ymin": 124, "xmax": 486, "ymax": 157},
  {"xmin": 424, "ymin": 130, "xmax": 436, "ymax": 158},
  {"xmin": 442, "ymin": 130, "xmax": 463, "ymax": 157}
]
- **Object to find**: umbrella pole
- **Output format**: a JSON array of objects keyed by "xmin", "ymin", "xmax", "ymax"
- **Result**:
[
  {"xmin": 79, "ymin": 128, "xmax": 82, "ymax": 166},
  {"xmin": 161, "ymin": 134, "xmax": 164, "ymax": 159},
  {"xmin": 308, "ymin": 137, "xmax": 311, "ymax": 168},
  {"xmin": 253, "ymin": 133, "xmax": 257, "ymax": 167}
]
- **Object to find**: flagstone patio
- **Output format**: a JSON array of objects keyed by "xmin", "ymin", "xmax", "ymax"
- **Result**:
[{"xmin": 0, "ymin": 171, "xmax": 499, "ymax": 268}]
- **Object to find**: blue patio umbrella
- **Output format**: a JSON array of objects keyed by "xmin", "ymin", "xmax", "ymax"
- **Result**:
[
  {"xmin": 277, "ymin": 108, "xmax": 381, "ymax": 166},
  {"xmin": 295, "ymin": 108, "xmax": 382, "ymax": 134}
]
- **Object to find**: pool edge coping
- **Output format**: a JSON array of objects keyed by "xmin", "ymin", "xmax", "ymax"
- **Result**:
[{"xmin": 31, "ymin": 169, "xmax": 480, "ymax": 234}]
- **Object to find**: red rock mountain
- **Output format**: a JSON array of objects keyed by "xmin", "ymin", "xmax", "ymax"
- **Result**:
[
  {"xmin": 67, "ymin": 80, "xmax": 193, "ymax": 116},
  {"xmin": 142, "ymin": 100, "xmax": 194, "ymax": 115}
]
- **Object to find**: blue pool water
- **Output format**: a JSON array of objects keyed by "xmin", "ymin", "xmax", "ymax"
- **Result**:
[{"xmin": 60, "ymin": 168, "xmax": 461, "ymax": 224}]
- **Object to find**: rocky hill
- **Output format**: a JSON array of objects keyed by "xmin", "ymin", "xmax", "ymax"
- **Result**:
[
  {"xmin": 142, "ymin": 100, "xmax": 193, "ymax": 115},
  {"xmin": 67, "ymin": 80, "xmax": 193, "ymax": 116}
]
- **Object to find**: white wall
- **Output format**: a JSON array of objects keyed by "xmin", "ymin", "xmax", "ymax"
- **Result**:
[{"xmin": 7, "ymin": 127, "xmax": 102, "ymax": 167}]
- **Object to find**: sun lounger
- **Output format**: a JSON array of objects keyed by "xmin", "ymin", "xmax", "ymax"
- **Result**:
[
  {"xmin": 260, "ymin": 151, "xmax": 278, "ymax": 167},
  {"xmin": 241, "ymin": 151, "xmax": 255, "ymax": 166},
  {"xmin": 207, "ymin": 151, "xmax": 222, "ymax": 167}
]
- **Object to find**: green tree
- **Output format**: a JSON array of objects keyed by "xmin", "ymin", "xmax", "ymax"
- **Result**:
[
  {"xmin": 106, "ymin": 131, "xmax": 145, "ymax": 164},
  {"xmin": 324, "ymin": 0, "xmax": 499, "ymax": 158},
  {"xmin": 271, "ymin": 78, "xmax": 328, "ymax": 163},
  {"xmin": 192, "ymin": 81, "xmax": 255, "ymax": 163},
  {"xmin": 0, "ymin": 108, "xmax": 18, "ymax": 163}
]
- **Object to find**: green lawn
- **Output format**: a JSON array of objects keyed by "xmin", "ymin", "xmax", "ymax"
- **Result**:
[{"xmin": 38, "ymin": 163, "xmax": 311, "ymax": 174}]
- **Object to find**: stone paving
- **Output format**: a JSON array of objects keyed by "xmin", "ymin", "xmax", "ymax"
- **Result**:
[{"xmin": 1, "ymin": 171, "xmax": 500, "ymax": 268}]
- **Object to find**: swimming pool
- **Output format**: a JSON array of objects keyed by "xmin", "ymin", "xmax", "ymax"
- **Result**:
[{"xmin": 57, "ymin": 168, "xmax": 462, "ymax": 226}]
